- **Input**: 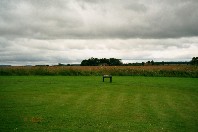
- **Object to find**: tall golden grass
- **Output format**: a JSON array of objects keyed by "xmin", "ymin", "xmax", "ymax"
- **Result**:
[{"xmin": 0, "ymin": 65, "xmax": 197, "ymax": 77}]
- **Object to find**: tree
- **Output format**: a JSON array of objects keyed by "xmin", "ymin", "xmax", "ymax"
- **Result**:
[
  {"xmin": 58, "ymin": 63, "xmax": 64, "ymax": 66},
  {"xmin": 80, "ymin": 60, "xmax": 88, "ymax": 66},
  {"xmin": 191, "ymin": 57, "xmax": 198, "ymax": 65},
  {"xmin": 151, "ymin": 60, "xmax": 154, "ymax": 65},
  {"xmin": 109, "ymin": 58, "xmax": 123, "ymax": 66},
  {"xmin": 162, "ymin": 61, "xmax": 165, "ymax": 65},
  {"xmin": 80, "ymin": 57, "xmax": 123, "ymax": 66}
]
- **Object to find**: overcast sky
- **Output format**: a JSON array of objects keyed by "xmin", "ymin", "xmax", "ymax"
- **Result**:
[{"xmin": 0, "ymin": 0, "xmax": 198, "ymax": 65}]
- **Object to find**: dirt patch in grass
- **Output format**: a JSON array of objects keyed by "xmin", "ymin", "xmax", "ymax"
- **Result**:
[
  {"xmin": 31, "ymin": 117, "xmax": 43, "ymax": 123},
  {"xmin": 24, "ymin": 116, "xmax": 43, "ymax": 123}
]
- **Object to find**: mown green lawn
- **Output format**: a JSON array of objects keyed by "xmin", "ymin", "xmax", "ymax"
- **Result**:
[{"xmin": 0, "ymin": 76, "xmax": 198, "ymax": 131}]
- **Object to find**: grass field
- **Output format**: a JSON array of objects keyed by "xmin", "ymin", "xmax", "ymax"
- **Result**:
[{"xmin": 0, "ymin": 76, "xmax": 198, "ymax": 131}]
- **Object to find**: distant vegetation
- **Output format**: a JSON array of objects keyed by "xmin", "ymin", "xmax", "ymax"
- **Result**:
[
  {"xmin": 81, "ymin": 57, "xmax": 122, "ymax": 66},
  {"xmin": 80, "ymin": 57, "xmax": 198, "ymax": 66},
  {"xmin": 191, "ymin": 57, "xmax": 198, "ymax": 65},
  {"xmin": 0, "ymin": 57, "xmax": 197, "ymax": 77},
  {"xmin": 0, "ymin": 65, "xmax": 197, "ymax": 77}
]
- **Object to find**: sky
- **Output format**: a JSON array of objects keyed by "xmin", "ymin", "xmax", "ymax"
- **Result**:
[{"xmin": 0, "ymin": 0, "xmax": 198, "ymax": 65}]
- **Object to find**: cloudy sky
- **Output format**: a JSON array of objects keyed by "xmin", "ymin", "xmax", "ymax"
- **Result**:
[{"xmin": 0, "ymin": 0, "xmax": 198, "ymax": 65}]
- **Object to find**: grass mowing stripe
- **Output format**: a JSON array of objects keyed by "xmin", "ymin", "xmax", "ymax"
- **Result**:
[
  {"xmin": 94, "ymin": 91, "xmax": 109, "ymax": 115},
  {"xmin": 164, "ymin": 94, "xmax": 189, "ymax": 131},
  {"xmin": 148, "ymin": 93, "xmax": 167, "ymax": 131},
  {"xmin": 165, "ymin": 93, "xmax": 198, "ymax": 131},
  {"xmin": 112, "ymin": 92, "xmax": 126, "ymax": 115},
  {"xmin": 74, "ymin": 92, "xmax": 93, "ymax": 109}
]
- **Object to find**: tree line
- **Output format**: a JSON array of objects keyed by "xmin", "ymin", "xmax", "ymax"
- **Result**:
[
  {"xmin": 81, "ymin": 57, "xmax": 123, "ymax": 66},
  {"xmin": 80, "ymin": 57, "xmax": 198, "ymax": 66}
]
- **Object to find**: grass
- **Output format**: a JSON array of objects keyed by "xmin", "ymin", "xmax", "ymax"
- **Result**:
[
  {"xmin": 0, "ymin": 76, "xmax": 198, "ymax": 131},
  {"xmin": 1, "ymin": 65, "xmax": 198, "ymax": 77}
]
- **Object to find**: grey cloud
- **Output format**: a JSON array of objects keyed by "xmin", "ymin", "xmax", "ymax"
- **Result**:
[
  {"xmin": 0, "ymin": 0, "xmax": 198, "ymax": 39},
  {"xmin": 1, "ymin": 37, "xmax": 197, "ymax": 65},
  {"xmin": 0, "ymin": 0, "xmax": 198, "ymax": 65},
  {"xmin": 124, "ymin": 1, "xmax": 147, "ymax": 12},
  {"xmin": 146, "ymin": 0, "xmax": 198, "ymax": 38},
  {"xmin": 0, "ymin": 0, "xmax": 83, "ymax": 39}
]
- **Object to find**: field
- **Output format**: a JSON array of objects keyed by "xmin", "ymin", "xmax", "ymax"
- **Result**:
[
  {"xmin": 0, "ymin": 76, "xmax": 198, "ymax": 131},
  {"xmin": 0, "ymin": 65, "xmax": 198, "ymax": 77}
]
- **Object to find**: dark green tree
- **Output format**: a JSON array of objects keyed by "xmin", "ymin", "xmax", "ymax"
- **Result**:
[
  {"xmin": 191, "ymin": 57, "xmax": 198, "ymax": 65},
  {"xmin": 109, "ymin": 58, "xmax": 123, "ymax": 66},
  {"xmin": 151, "ymin": 60, "xmax": 154, "ymax": 65},
  {"xmin": 81, "ymin": 60, "xmax": 88, "ymax": 66},
  {"xmin": 81, "ymin": 57, "xmax": 123, "ymax": 66}
]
